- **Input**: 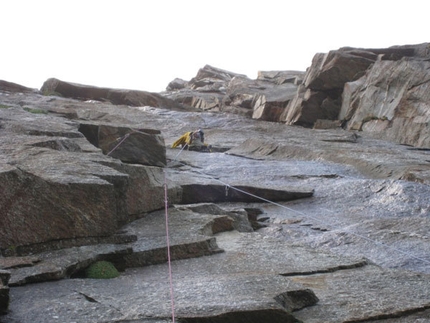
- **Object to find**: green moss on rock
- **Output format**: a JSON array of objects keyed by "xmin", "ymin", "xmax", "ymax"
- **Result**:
[{"xmin": 85, "ymin": 261, "xmax": 119, "ymax": 279}]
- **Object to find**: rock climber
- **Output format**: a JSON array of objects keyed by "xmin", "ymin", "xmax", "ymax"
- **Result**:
[{"xmin": 171, "ymin": 129, "xmax": 211, "ymax": 152}]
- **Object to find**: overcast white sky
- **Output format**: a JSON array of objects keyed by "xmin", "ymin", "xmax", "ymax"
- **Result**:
[{"xmin": 2, "ymin": 1, "xmax": 428, "ymax": 92}]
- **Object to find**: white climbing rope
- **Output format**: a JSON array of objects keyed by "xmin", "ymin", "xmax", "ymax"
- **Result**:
[
  {"xmin": 105, "ymin": 129, "xmax": 429, "ymax": 323},
  {"xmin": 172, "ymin": 155, "xmax": 430, "ymax": 267},
  {"xmin": 117, "ymin": 129, "xmax": 429, "ymax": 268}
]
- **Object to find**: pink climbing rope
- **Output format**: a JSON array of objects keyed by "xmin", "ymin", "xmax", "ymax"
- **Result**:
[
  {"xmin": 106, "ymin": 130, "xmax": 177, "ymax": 321},
  {"xmin": 164, "ymin": 170, "xmax": 176, "ymax": 323}
]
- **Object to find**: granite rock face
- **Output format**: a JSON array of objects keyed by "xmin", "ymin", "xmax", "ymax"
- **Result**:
[
  {"xmin": 0, "ymin": 94, "xmax": 181, "ymax": 255},
  {"xmin": 162, "ymin": 43, "xmax": 430, "ymax": 149},
  {"xmin": 162, "ymin": 64, "xmax": 305, "ymax": 120},
  {"xmin": 78, "ymin": 123, "xmax": 167, "ymax": 166},
  {"xmin": 341, "ymin": 57, "xmax": 430, "ymax": 148},
  {"xmin": 1, "ymin": 47, "xmax": 430, "ymax": 322},
  {"xmin": 283, "ymin": 44, "xmax": 429, "ymax": 129}
]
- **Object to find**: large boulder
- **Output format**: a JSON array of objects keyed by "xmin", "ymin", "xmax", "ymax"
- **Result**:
[
  {"xmin": 40, "ymin": 78, "xmax": 192, "ymax": 111},
  {"xmin": 0, "ymin": 104, "xmax": 180, "ymax": 255},
  {"xmin": 166, "ymin": 77, "xmax": 188, "ymax": 91},
  {"xmin": 78, "ymin": 123, "xmax": 167, "ymax": 166}
]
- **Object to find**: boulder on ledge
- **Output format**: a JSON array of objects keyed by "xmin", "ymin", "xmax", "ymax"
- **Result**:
[
  {"xmin": 40, "ymin": 78, "xmax": 194, "ymax": 111},
  {"xmin": 78, "ymin": 123, "xmax": 167, "ymax": 167}
]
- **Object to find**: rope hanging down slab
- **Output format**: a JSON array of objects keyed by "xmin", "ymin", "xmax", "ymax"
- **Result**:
[
  {"xmin": 106, "ymin": 129, "xmax": 429, "ymax": 323},
  {"xmin": 164, "ymin": 169, "xmax": 176, "ymax": 323}
]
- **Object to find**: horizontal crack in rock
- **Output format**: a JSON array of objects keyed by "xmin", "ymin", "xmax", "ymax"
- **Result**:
[
  {"xmin": 179, "ymin": 308, "xmax": 298, "ymax": 323},
  {"xmin": 280, "ymin": 260, "xmax": 369, "ymax": 277}
]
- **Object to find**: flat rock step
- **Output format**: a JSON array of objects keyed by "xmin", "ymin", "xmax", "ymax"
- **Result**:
[
  {"xmin": 4, "ymin": 244, "xmax": 133, "ymax": 286},
  {"xmin": 3, "ymin": 216, "xmax": 371, "ymax": 323},
  {"xmin": 292, "ymin": 265, "xmax": 430, "ymax": 323},
  {"xmin": 121, "ymin": 207, "xmax": 229, "ymax": 267},
  {"xmin": 2, "ymin": 205, "xmax": 429, "ymax": 323},
  {"xmin": 2, "ymin": 206, "xmax": 232, "ymax": 287}
]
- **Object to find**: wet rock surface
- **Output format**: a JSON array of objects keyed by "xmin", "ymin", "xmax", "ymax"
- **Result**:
[
  {"xmin": 292, "ymin": 266, "xmax": 430, "ymax": 322},
  {"xmin": 1, "ymin": 78, "xmax": 430, "ymax": 322}
]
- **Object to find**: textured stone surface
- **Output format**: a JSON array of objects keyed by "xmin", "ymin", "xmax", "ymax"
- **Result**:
[
  {"xmin": 180, "ymin": 183, "xmax": 313, "ymax": 204},
  {"xmin": 79, "ymin": 123, "xmax": 167, "ymax": 166},
  {"xmin": 162, "ymin": 43, "xmax": 430, "ymax": 149},
  {"xmin": 1, "ymin": 77, "xmax": 430, "ymax": 322},
  {"xmin": 0, "ymin": 270, "xmax": 10, "ymax": 314},
  {"xmin": 0, "ymin": 153, "xmax": 121, "ymax": 251},
  {"xmin": 257, "ymin": 70, "xmax": 305, "ymax": 85},
  {"xmin": 0, "ymin": 97, "xmax": 181, "ymax": 254},
  {"xmin": 162, "ymin": 65, "xmax": 303, "ymax": 121},
  {"xmin": 2, "ymin": 212, "xmax": 370, "ymax": 323},
  {"xmin": 7, "ymin": 244, "xmax": 133, "ymax": 286},
  {"xmin": 40, "ymin": 77, "xmax": 191, "ymax": 111},
  {"xmin": 283, "ymin": 48, "xmax": 379, "ymax": 127},
  {"xmin": 0, "ymin": 257, "xmax": 40, "ymax": 270},
  {"xmin": 121, "ymin": 207, "xmax": 228, "ymax": 268},
  {"xmin": 293, "ymin": 266, "xmax": 430, "ymax": 322},
  {"xmin": 341, "ymin": 57, "xmax": 430, "ymax": 148},
  {"xmin": 0, "ymin": 80, "xmax": 38, "ymax": 94},
  {"xmin": 303, "ymin": 49, "xmax": 376, "ymax": 91},
  {"xmin": 251, "ymin": 82, "xmax": 298, "ymax": 122}
]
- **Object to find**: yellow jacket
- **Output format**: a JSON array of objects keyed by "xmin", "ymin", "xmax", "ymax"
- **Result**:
[{"xmin": 171, "ymin": 132, "xmax": 193, "ymax": 148}]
